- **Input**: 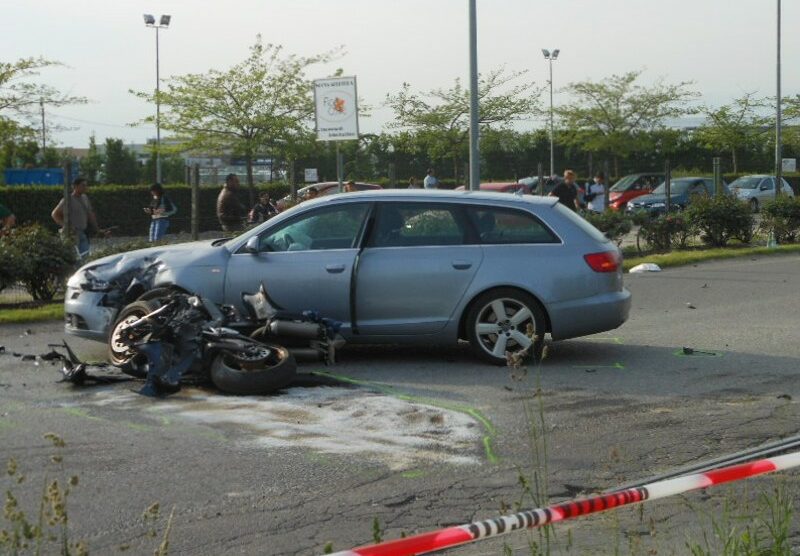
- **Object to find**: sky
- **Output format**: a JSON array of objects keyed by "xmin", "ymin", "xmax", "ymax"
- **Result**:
[{"xmin": 4, "ymin": 0, "xmax": 797, "ymax": 148}]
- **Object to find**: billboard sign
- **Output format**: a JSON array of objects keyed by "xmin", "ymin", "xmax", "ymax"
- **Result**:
[
  {"xmin": 304, "ymin": 168, "xmax": 319, "ymax": 183},
  {"xmin": 314, "ymin": 76, "xmax": 359, "ymax": 141},
  {"xmin": 782, "ymin": 158, "xmax": 796, "ymax": 173}
]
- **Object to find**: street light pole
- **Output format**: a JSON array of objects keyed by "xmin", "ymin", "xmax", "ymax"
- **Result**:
[
  {"xmin": 775, "ymin": 0, "xmax": 782, "ymax": 199},
  {"xmin": 468, "ymin": 0, "xmax": 480, "ymax": 191},
  {"xmin": 542, "ymin": 49, "xmax": 559, "ymax": 177},
  {"xmin": 144, "ymin": 14, "xmax": 171, "ymax": 184}
]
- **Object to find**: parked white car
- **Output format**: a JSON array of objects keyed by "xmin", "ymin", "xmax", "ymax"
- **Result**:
[{"xmin": 728, "ymin": 175, "xmax": 795, "ymax": 212}]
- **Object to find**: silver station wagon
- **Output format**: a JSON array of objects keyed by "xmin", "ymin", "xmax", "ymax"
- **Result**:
[{"xmin": 65, "ymin": 190, "xmax": 631, "ymax": 364}]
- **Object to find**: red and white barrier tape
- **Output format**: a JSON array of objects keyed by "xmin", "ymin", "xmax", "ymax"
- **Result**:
[{"xmin": 328, "ymin": 450, "xmax": 800, "ymax": 556}]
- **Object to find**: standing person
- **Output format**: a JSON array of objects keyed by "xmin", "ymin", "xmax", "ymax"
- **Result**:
[
  {"xmin": 304, "ymin": 186, "xmax": 320, "ymax": 201},
  {"xmin": 549, "ymin": 169, "xmax": 580, "ymax": 211},
  {"xmin": 423, "ymin": 168, "xmax": 439, "ymax": 190},
  {"xmin": 51, "ymin": 176, "xmax": 106, "ymax": 257},
  {"xmin": 585, "ymin": 171, "xmax": 607, "ymax": 213},
  {"xmin": 144, "ymin": 183, "xmax": 177, "ymax": 242},
  {"xmin": 0, "ymin": 202, "xmax": 15, "ymax": 235},
  {"xmin": 343, "ymin": 180, "xmax": 357, "ymax": 192},
  {"xmin": 408, "ymin": 176, "xmax": 419, "ymax": 189},
  {"xmin": 217, "ymin": 173, "xmax": 247, "ymax": 232},
  {"xmin": 248, "ymin": 191, "xmax": 278, "ymax": 224}
]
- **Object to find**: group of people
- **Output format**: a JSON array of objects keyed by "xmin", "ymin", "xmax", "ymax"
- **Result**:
[
  {"xmin": 407, "ymin": 168, "xmax": 441, "ymax": 189},
  {"xmin": 549, "ymin": 169, "xmax": 608, "ymax": 213}
]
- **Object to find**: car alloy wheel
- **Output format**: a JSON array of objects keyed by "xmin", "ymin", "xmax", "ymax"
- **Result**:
[{"xmin": 466, "ymin": 288, "xmax": 545, "ymax": 365}]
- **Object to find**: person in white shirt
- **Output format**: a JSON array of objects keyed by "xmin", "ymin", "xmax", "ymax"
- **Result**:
[
  {"xmin": 423, "ymin": 168, "xmax": 439, "ymax": 189},
  {"xmin": 586, "ymin": 171, "xmax": 607, "ymax": 213}
]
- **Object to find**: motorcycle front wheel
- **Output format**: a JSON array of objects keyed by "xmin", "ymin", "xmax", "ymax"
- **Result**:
[{"xmin": 209, "ymin": 342, "xmax": 296, "ymax": 395}]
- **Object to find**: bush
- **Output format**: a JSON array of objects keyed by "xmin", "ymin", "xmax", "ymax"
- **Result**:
[
  {"xmin": 685, "ymin": 195, "xmax": 754, "ymax": 247},
  {"xmin": 0, "ymin": 224, "xmax": 78, "ymax": 300},
  {"xmin": 759, "ymin": 195, "xmax": 800, "ymax": 244},
  {"xmin": 583, "ymin": 211, "xmax": 632, "ymax": 245},
  {"xmin": 0, "ymin": 240, "xmax": 15, "ymax": 293},
  {"xmin": 634, "ymin": 212, "xmax": 692, "ymax": 252}
]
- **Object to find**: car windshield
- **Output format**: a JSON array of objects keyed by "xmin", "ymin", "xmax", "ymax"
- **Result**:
[
  {"xmin": 609, "ymin": 175, "xmax": 637, "ymax": 192},
  {"xmin": 651, "ymin": 180, "xmax": 694, "ymax": 195},
  {"xmin": 729, "ymin": 177, "xmax": 762, "ymax": 189}
]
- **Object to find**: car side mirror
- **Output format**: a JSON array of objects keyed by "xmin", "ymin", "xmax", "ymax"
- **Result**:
[
  {"xmin": 760, "ymin": 184, "xmax": 769, "ymax": 191},
  {"xmin": 245, "ymin": 236, "xmax": 260, "ymax": 254}
]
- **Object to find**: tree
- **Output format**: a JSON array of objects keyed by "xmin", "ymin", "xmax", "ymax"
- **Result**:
[
  {"xmin": 143, "ymin": 151, "xmax": 185, "ymax": 184},
  {"xmin": 80, "ymin": 134, "xmax": 105, "ymax": 185},
  {"xmin": 556, "ymin": 70, "xmax": 698, "ymax": 177},
  {"xmin": 133, "ymin": 36, "xmax": 339, "ymax": 203},
  {"xmin": 694, "ymin": 93, "xmax": 770, "ymax": 174},
  {"xmin": 104, "ymin": 138, "xmax": 140, "ymax": 185},
  {"xmin": 0, "ymin": 56, "xmax": 86, "ymax": 143},
  {"xmin": 385, "ymin": 68, "xmax": 542, "ymax": 183}
]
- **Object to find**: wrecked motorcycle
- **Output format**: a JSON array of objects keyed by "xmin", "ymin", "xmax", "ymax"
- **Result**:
[{"xmin": 113, "ymin": 292, "xmax": 296, "ymax": 396}]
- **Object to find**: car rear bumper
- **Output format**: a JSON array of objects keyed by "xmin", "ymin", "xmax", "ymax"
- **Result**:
[
  {"xmin": 548, "ymin": 289, "xmax": 631, "ymax": 340},
  {"xmin": 63, "ymin": 288, "xmax": 117, "ymax": 343}
]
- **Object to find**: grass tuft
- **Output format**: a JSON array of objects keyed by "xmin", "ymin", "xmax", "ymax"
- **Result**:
[{"xmin": 624, "ymin": 243, "xmax": 800, "ymax": 272}]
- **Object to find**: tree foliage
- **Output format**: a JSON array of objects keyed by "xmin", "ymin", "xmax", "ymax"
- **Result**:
[
  {"xmin": 556, "ymin": 70, "xmax": 698, "ymax": 174},
  {"xmin": 103, "ymin": 138, "xmax": 140, "ymax": 185},
  {"xmin": 385, "ymin": 68, "xmax": 542, "ymax": 182},
  {"xmin": 694, "ymin": 93, "xmax": 770, "ymax": 173},
  {"xmin": 0, "ymin": 56, "xmax": 86, "ymax": 142},
  {"xmin": 132, "ymin": 36, "xmax": 340, "ymax": 199}
]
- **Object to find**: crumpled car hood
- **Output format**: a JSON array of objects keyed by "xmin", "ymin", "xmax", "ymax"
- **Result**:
[{"xmin": 67, "ymin": 239, "xmax": 229, "ymax": 289}]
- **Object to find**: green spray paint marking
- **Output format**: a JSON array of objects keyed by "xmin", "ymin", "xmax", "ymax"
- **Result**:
[
  {"xmin": 312, "ymin": 370, "xmax": 499, "ymax": 464},
  {"xmin": 60, "ymin": 406, "xmax": 105, "ymax": 421},
  {"xmin": 400, "ymin": 470, "xmax": 426, "ymax": 479},
  {"xmin": 571, "ymin": 362, "xmax": 626, "ymax": 370},
  {"xmin": 672, "ymin": 348, "xmax": 723, "ymax": 358}
]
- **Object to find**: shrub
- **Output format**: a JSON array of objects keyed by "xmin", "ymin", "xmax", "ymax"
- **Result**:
[
  {"xmin": 635, "ymin": 212, "xmax": 692, "ymax": 252},
  {"xmin": 0, "ymin": 240, "xmax": 15, "ymax": 293},
  {"xmin": 759, "ymin": 195, "xmax": 800, "ymax": 244},
  {"xmin": 685, "ymin": 195, "xmax": 754, "ymax": 247},
  {"xmin": 583, "ymin": 211, "xmax": 632, "ymax": 245},
  {"xmin": 0, "ymin": 224, "xmax": 78, "ymax": 300}
]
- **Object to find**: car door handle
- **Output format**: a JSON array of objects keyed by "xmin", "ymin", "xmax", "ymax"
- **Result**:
[
  {"xmin": 326, "ymin": 264, "xmax": 346, "ymax": 273},
  {"xmin": 451, "ymin": 260, "xmax": 472, "ymax": 270}
]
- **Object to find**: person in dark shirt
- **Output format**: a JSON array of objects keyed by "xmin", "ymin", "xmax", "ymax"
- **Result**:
[
  {"xmin": 217, "ymin": 173, "xmax": 247, "ymax": 232},
  {"xmin": 248, "ymin": 191, "xmax": 278, "ymax": 224},
  {"xmin": 549, "ymin": 169, "xmax": 580, "ymax": 211}
]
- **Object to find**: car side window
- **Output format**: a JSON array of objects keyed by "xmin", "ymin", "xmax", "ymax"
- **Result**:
[
  {"xmin": 762, "ymin": 178, "xmax": 775, "ymax": 191},
  {"xmin": 467, "ymin": 207, "xmax": 558, "ymax": 244},
  {"xmin": 257, "ymin": 203, "xmax": 368, "ymax": 252},
  {"xmin": 370, "ymin": 203, "xmax": 467, "ymax": 247},
  {"xmin": 690, "ymin": 182, "xmax": 708, "ymax": 196}
]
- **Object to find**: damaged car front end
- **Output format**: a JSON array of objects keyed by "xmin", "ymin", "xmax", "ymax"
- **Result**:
[{"xmin": 64, "ymin": 239, "xmax": 231, "ymax": 342}]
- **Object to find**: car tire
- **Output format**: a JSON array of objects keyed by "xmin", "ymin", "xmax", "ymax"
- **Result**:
[
  {"xmin": 465, "ymin": 288, "xmax": 546, "ymax": 366},
  {"xmin": 210, "ymin": 343, "xmax": 297, "ymax": 395},
  {"xmin": 750, "ymin": 198, "xmax": 759, "ymax": 213},
  {"xmin": 107, "ymin": 299, "xmax": 162, "ymax": 376}
]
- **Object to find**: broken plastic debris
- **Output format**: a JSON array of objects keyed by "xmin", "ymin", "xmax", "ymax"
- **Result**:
[{"xmin": 629, "ymin": 263, "xmax": 661, "ymax": 273}]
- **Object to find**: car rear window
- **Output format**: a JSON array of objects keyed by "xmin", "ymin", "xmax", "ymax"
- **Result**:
[
  {"xmin": 553, "ymin": 204, "xmax": 610, "ymax": 243},
  {"xmin": 466, "ymin": 206, "xmax": 558, "ymax": 244}
]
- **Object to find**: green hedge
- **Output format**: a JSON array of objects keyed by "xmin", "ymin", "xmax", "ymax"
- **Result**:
[{"xmin": 0, "ymin": 183, "xmax": 291, "ymax": 237}]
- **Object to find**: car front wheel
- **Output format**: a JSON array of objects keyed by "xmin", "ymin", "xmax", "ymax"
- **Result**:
[
  {"xmin": 750, "ymin": 198, "xmax": 759, "ymax": 213},
  {"xmin": 465, "ymin": 288, "xmax": 546, "ymax": 366}
]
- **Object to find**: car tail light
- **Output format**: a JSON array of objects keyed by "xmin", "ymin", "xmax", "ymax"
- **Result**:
[{"xmin": 584, "ymin": 251, "xmax": 621, "ymax": 272}]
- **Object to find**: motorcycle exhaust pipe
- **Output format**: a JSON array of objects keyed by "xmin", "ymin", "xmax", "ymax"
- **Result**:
[
  {"xmin": 288, "ymin": 347, "xmax": 324, "ymax": 362},
  {"xmin": 269, "ymin": 321, "xmax": 322, "ymax": 340}
]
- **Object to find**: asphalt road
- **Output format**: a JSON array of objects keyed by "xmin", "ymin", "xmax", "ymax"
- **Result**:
[{"xmin": 1, "ymin": 254, "xmax": 800, "ymax": 555}]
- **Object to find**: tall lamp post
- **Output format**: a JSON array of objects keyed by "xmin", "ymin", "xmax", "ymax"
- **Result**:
[
  {"xmin": 468, "ymin": 0, "xmax": 480, "ymax": 191},
  {"xmin": 775, "ymin": 0, "xmax": 782, "ymax": 199},
  {"xmin": 542, "ymin": 48, "xmax": 559, "ymax": 177},
  {"xmin": 143, "ymin": 14, "xmax": 171, "ymax": 184}
]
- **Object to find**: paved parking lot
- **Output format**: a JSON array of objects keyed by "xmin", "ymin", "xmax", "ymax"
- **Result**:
[{"xmin": 1, "ymin": 254, "xmax": 799, "ymax": 554}]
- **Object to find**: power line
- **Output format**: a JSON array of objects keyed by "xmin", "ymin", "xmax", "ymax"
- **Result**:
[{"xmin": 48, "ymin": 111, "xmax": 137, "ymax": 129}]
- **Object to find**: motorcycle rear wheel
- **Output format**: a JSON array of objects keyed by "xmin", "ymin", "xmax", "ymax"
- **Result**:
[{"xmin": 210, "ymin": 342, "xmax": 296, "ymax": 395}]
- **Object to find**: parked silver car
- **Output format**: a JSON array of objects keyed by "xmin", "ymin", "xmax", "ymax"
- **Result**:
[
  {"xmin": 64, "ymin": 191, "xmax": 631, "ymax": 364},
  {"xmin": 728, "ymin": 175, "xmax": 795, "ymax": 212}
]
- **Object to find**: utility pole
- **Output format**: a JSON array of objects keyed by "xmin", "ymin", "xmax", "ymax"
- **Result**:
[
  {"xmin": 40, "ymin": 98, "xmax": 46, "ymax": 153},
  {"xmin": 542, "ymin": 49, "xmax": 560, "ymax": 177}
]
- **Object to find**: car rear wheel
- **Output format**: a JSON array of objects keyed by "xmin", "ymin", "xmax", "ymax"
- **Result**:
[
  {"xmin": 750, "ymin": 198, "xmax": 759, "ymax": 213},
  {"xmin": 466, "ymin": 288, "xmax": 546, "ymax": 366},
  {"xmin": 107, "ymin": 299, "xmax": 161, "ymax": 375}
]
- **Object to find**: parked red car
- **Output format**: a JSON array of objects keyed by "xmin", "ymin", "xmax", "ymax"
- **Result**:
[
  {"xmin": 276, "ymin": 181, "xmax": 382, "ymax": 211},
  {"xmin": 608, "ymin": 173, "xmax": 665, "ymax": 211}
]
